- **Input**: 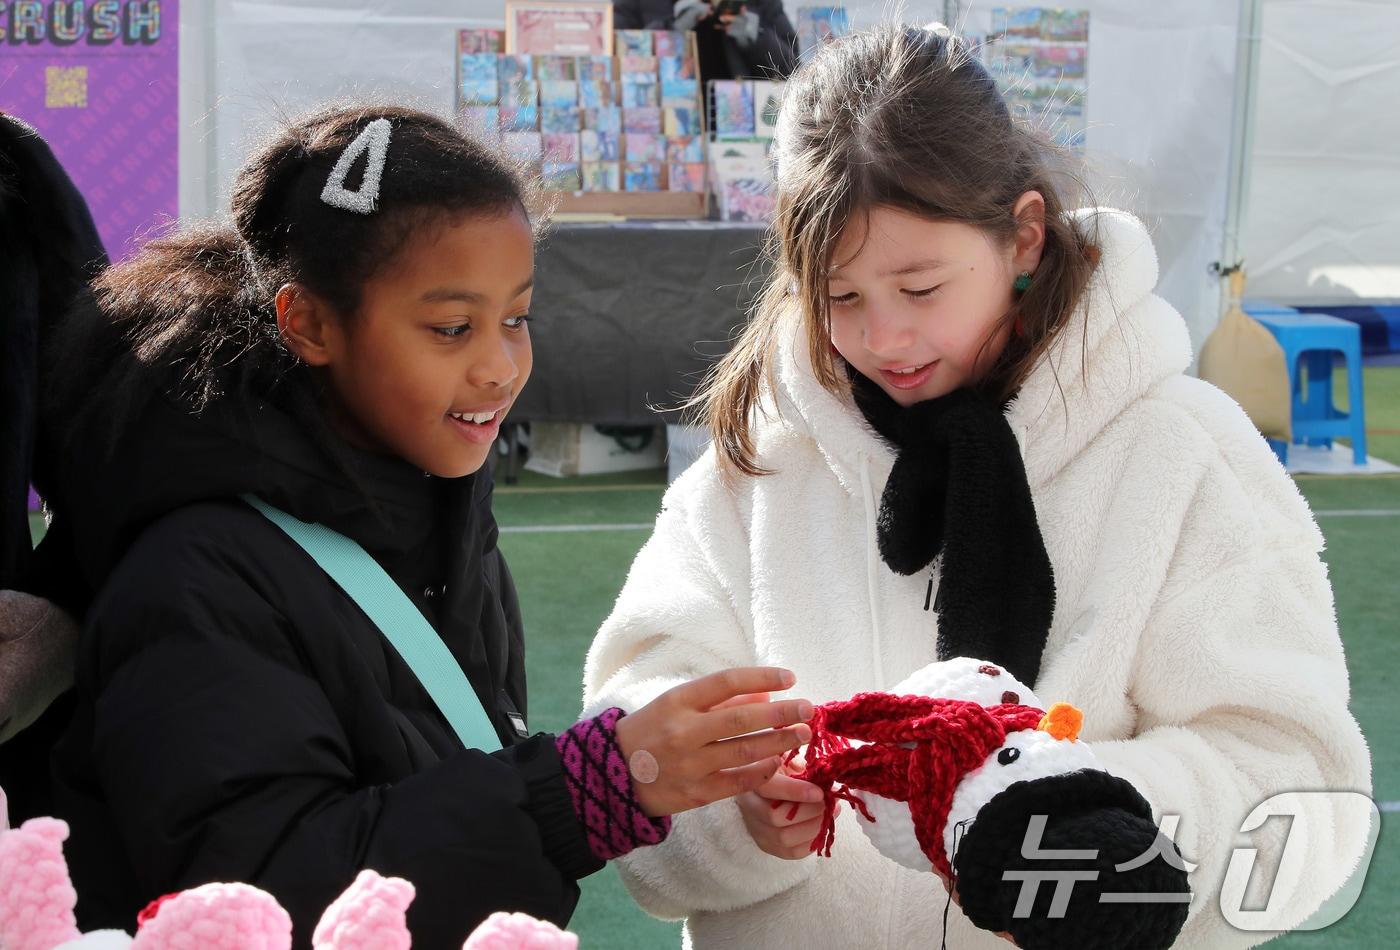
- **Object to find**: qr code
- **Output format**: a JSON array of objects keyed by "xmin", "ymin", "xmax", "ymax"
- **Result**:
[{"xmin": 45, "ymin": 66, "xmax": 88, "ymax": 109}]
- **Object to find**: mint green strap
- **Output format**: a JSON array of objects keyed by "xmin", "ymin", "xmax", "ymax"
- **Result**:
[{"xmin": 243, "ymin": 495, "xmax": 503, "ymax": 752}]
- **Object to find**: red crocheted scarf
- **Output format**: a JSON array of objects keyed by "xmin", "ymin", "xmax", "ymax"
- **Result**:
[{"xmin": 792, "ymin": 693, "xmax": 1045, "ymax": 878}]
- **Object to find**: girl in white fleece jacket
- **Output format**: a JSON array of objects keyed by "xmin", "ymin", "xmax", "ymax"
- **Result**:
[{"xmin": 583, "ymin": 24, "xmax": 1373, "ymax": 949}]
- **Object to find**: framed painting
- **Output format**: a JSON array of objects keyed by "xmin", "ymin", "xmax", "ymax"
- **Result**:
[{"xmin": 505, "ymin": 2, "xmax": 613, "ymax": 57}]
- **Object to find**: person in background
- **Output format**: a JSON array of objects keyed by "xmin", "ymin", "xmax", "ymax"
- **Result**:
[
  {"xmin": 613, "ymin": 0, "xmax": 798, "ymax": 82},
  {"xmin": 0, "ymin": 113, "xmax": 105, "ymax": 824}
]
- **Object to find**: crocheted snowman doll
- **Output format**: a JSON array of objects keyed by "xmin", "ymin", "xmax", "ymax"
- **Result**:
[{"xmin": 796, "ymin": 657, "xmax": 1191, "ymax": 950}]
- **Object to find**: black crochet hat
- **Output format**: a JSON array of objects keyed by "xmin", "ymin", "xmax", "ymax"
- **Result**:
[{"xmin": 953, "ymin": 769, "xmax": 1191, "ymax": 950}]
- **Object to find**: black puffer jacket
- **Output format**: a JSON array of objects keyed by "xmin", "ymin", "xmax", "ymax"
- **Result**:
[
  {"xmin": 0, "ymin": 113, "xmax": 106, "ymax": 825},
  {"xmin": 47, "ymin": 306, "xmax": 601, "ymax": 945}
]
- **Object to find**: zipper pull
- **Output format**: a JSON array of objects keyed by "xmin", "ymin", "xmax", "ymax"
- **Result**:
[
  {"xmin": 926, "ymin": 561, "xmax": 944, "ymax": 613},
  {"xmin": 498, "ymin": 689, "xmax": 530, "ymax": 739}
]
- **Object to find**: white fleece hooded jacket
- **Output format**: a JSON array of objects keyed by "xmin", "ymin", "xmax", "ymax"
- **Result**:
[{"xmin": 583, "ymin": 210, "xmax": 1373, "ymax": 949}]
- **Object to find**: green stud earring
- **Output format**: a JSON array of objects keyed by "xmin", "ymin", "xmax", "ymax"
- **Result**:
[{"xmin": 1013, "ymin": 271, "xmax": 1033, "ymax": 293}]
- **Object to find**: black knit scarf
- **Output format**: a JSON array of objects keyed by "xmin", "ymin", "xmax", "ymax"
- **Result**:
[{"xmin": 847, "ymin": 365, "xmax": 1055, "ymax": 686}]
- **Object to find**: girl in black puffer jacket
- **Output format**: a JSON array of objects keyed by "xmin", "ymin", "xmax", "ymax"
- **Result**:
[{"xmin": 39, "ymin": 104, "xmax": 813, "ymax": 949}]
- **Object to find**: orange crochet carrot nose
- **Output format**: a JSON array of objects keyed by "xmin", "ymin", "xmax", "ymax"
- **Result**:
[{"xmin": 1036, "ymin": 702, "xmax": 1083, "ymax": 742}]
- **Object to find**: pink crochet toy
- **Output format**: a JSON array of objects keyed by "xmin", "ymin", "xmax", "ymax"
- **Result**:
[{"xmin": 0, "ymin": 787, "xmax": 578, "ymax": 950}]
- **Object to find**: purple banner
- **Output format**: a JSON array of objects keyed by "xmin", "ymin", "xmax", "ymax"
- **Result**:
[{"xmin": 0, "ymin": 1, "xmax": 179, "ymax": 261}]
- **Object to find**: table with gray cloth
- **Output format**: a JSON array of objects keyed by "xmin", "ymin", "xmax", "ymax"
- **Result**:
[{"xmin": 514, "ymin": 221, "xmax": 771, "ymax": 425}]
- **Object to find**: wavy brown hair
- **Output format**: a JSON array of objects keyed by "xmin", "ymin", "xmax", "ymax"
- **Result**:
[{"xmin": 695, "ymin": 25, "xmax": 1101, "ymax": 476}]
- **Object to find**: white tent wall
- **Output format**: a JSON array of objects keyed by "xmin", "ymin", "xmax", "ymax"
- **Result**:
[
  {"xmin": 178, "ymin": 1, "xmax": 1241, "ymax": 348},
  {"xmin": 938, "ymin": 0, "xmax": 1241, "ymax": 349},
  {"xmin": 1242, "ymin": 0, "xmax": 1400, "ymax": 306},
  {"xmin": 178, "ymin": 1, "xmax": 504, "ymax": 220}
]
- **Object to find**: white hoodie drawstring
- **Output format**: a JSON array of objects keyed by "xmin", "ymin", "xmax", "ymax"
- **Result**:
[{"xmin": 858, "ymin": 452, "xmax": 886, "ymax": 689}]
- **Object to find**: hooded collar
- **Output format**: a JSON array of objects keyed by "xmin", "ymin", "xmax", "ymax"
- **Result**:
[
  {"xmin": 50, "ymin": 388, "xmax": 470, "ymax": 596},
  {"xmin": 769, "ymin": 209, "xmax": 1192, "ymax": 493}
]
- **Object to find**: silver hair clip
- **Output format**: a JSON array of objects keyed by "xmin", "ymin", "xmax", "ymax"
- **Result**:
[{"xmin": 321, "ymin": 117, "xmax": 391, "ymax": 214}]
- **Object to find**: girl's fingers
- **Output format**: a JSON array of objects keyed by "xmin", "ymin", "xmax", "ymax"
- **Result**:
[
  {"xmin": 705, "ymin": 756, "xmax": 785, "ymax": 801},
  {"xmin": 768, "ymin": 798, "xmax": 825, "ymax": 827},
  {"xmin": 777, "ymin": 816, "xmax": 825, "ymax": 850},
  {"xmin": 756, "ymin": 771, "xmax": 824, "ymax": 802},
  {"xmin": 699, "ymin": 723, "xmax": 811, "ymax": 774},
  {"xmin": 709, "ymin": 691, "xmax": 770, "ymax": 712},
  {"xmin": 669, "ymin": 667, "xmax": 795, "ymax": 712},
  {"xmin": 695, "ymin": 696, "xmax": 814, "ymax": 744}
]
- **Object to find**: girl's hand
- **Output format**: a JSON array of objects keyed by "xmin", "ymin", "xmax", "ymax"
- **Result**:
[
  {"xmin": 612, "ymin": 667, "xmax": 813, "ymax": 817},
  {"xmin": 736, "ymin": 771, "xmax": 828, "ymax": 859},
  {"xmin": 719, "ymin": 7, "xmax": 759, "ymax": 47},
  {"xmin": 715, "ymin": 4, "xmax": 745, "ymax": 27}
]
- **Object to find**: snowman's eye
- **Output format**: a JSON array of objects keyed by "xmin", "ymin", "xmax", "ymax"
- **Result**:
[{"xmin": 997, "ymin": 747, "xmax": 1021, "ymax": 766}]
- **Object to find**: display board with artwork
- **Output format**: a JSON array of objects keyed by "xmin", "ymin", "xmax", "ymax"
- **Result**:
[
  {"xmin": 974, "ymin": 7, "xmax": 1090, "ymax": 147},
  {"xmin": 457, "ymin": 24, "xmax": 708, "ymax": 217},
  {"xmin": 707, "ymin": 78, "xmax": 783, "ymax": 222}
]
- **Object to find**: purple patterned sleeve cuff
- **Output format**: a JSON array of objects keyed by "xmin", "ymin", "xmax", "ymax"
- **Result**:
[{"xmin": 555, "ymin": 707, "xmax": 672, "ymax": 862}]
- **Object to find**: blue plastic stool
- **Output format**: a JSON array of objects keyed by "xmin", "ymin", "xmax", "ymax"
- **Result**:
[{"xmin": 1246, "ymin": 309, "xmax": 1367, "ymax": 466}]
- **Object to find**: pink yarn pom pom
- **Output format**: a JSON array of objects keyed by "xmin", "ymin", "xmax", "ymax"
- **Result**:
[
  {"xmin": 130, "ymin": 882, "xmax": 291, "ymax": 950},
  {"xmin": 0, "ymin": 816, "xmax": 84, "ymax": 950},
  {"xmin": 461, "ymin": 912, "xmax": 579, "ymax": 950},
  {"xmin": 312, "ymin": 869, "xmax": 414, "ymax": 950}
]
